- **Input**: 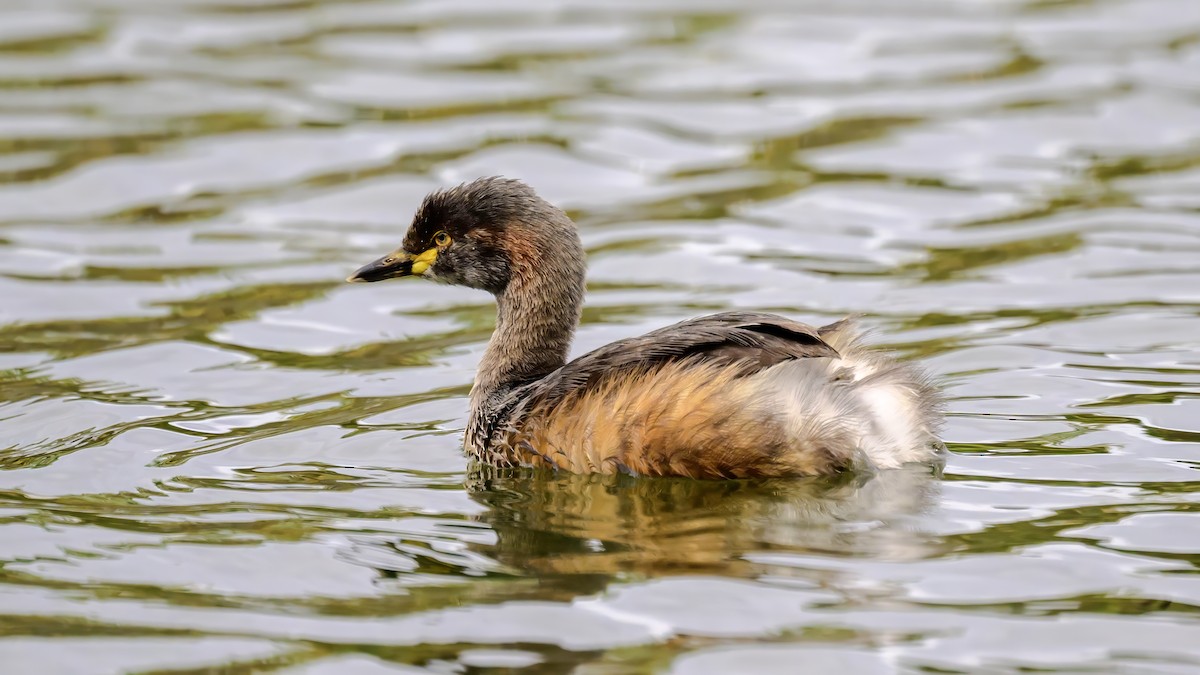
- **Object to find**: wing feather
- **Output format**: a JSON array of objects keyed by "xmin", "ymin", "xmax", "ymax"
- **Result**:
[{"xmin": 490, "ymin": 312, "xmax": 840, "ymax": 441}]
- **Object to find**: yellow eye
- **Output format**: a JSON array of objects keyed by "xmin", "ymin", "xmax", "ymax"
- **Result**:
[{"xmin": 433, "ymin": 231, "xmax": 451, "ymax": 247}]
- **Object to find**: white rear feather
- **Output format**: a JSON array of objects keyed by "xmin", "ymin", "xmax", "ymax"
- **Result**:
[{"xmin": 755, "ymin": 320, "xmax": 943, "ymax": 471}]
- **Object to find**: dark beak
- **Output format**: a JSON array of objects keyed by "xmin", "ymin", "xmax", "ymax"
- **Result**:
[{"xmin": 346, "ymin": 253, "xmax": 412, "ymax": 283}]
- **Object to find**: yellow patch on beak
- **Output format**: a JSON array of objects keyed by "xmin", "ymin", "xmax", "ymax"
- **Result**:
[{"xmin": 410, "ymin": 247, "xmax": 438, "ymax": 276}]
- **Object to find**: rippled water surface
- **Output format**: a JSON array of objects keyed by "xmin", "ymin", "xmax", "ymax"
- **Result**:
[{"xmin": 2, "ymin": 0, "xmax": 1200, "ymax": 672}]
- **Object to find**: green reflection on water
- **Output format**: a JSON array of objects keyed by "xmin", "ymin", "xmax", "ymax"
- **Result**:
[{"xmin": 1, "ymin": 0, "xmax": 1200, "ymax": 672}]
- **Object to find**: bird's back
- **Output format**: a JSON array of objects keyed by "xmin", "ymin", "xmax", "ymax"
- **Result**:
[{"xmin": 470, "ymin": 315, "xmax": 942, "ymax": 479}]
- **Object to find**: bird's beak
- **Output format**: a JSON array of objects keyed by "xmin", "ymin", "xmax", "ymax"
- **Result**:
[
  {"xmin": 347, "ymin": 251, "xmax": 413, "ymax": 283},
  {"xmin": 346, "ymin": 247, "xmax": 437, "ymax": 283}
]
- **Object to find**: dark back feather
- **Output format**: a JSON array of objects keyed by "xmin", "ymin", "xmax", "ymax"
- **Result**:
[{"xmin": 485, "ymin": 312, "xmax": 841, "ymax": 443}]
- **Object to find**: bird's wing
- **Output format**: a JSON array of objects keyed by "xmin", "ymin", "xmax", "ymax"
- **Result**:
[{"xmin": 500, "ymin": 311, "xmax": 841, "ymax": 424}]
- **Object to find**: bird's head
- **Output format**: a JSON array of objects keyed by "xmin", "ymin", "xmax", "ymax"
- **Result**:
[{"xmin": 347, "ymin": 177, "xmax": 581, "ymax": 296}]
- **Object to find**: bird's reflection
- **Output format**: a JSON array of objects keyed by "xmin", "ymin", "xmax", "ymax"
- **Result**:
[{"xmin": 465, "ymin": 463, "xmax": 943, "ymax": 586}]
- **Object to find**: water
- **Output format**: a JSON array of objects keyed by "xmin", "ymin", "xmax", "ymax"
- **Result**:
[{"xmin": 1, "ymin": 0, "xmax": 1198, "ymax": 672}]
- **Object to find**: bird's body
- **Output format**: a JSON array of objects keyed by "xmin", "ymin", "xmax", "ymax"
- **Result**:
[{"xmin": 349, "ymin": 178, "xmax": 943, "ymax": 479}]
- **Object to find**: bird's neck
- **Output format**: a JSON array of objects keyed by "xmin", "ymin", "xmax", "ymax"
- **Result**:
[{"xmin": 470, "ymin": 249, "xmax": 585, "ymax": 414}]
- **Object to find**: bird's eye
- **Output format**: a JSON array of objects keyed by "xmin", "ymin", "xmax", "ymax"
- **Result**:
[{"xmin": 433, "ymin": 231, "xmax": 451, "ymax": 247}]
